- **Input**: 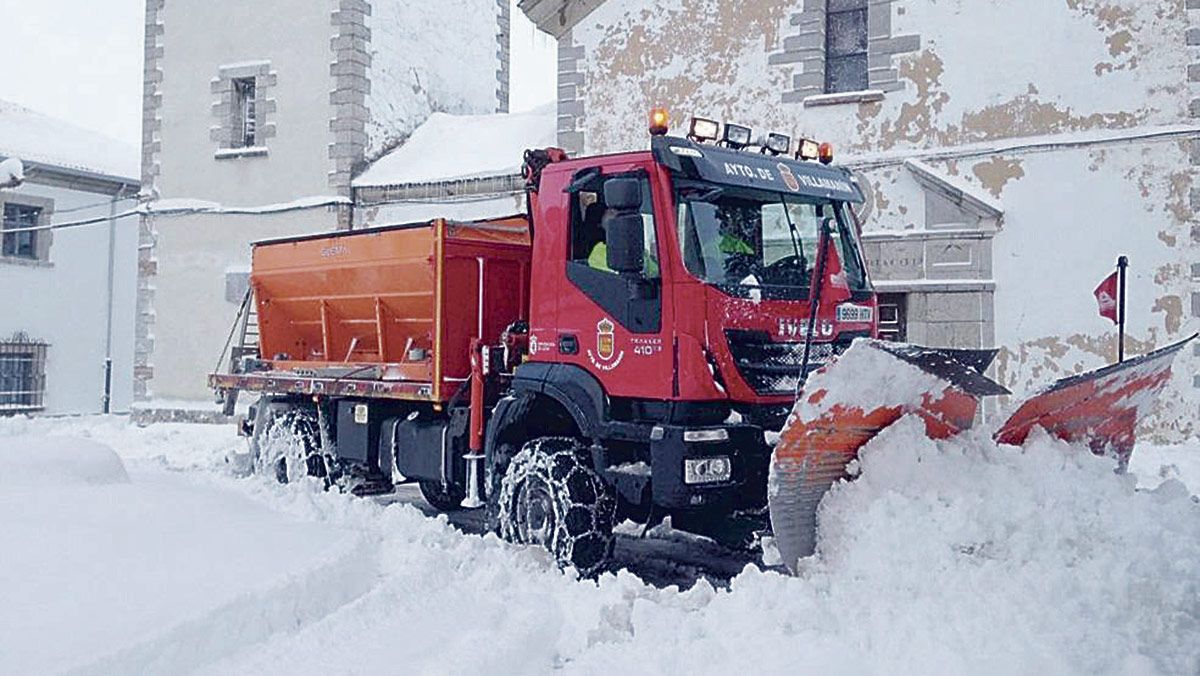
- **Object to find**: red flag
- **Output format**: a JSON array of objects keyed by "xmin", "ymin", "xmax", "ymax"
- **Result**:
[
  {"xmin": 819, "ymin": 235, "xmax": 853, "ymax": 307},
  {"xmin": 1093, "ymin": 270, "xmax": 1119, "ymax": 324}
]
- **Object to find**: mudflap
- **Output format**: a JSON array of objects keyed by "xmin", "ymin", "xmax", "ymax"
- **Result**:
[
  {"xmin": 995, "ymin": 333, "xmax": 1197, "ymax": 469},
  {"xmin": 768, "ymin": 339, "xmax": 1005, "ymax": 573}
]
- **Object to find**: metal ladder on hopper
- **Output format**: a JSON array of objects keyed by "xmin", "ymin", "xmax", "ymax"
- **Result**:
[{"xmin": 218, "ymin": 287, "xmax": 260, "ymax": 415}]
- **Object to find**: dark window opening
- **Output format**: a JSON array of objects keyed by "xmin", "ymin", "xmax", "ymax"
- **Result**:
[
  {"xmin": 878, "ymin": 293, "xmax": 907, "ymax": 342},
  {"xmin": 2, "ymin": 203, "xmax": 41, "ymax": 259},
  {"xmin": 232, "ymin": 77, "xmax": 258, "ymax": 148},
  {"xmin": 825, "ymin": 0, "xmax": 869, "ymax": 94},
  {"xmin": 0, "ymin": 336, "xmax": 47, "ymax": 412}
]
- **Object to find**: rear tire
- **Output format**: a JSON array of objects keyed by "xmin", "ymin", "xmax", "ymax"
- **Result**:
[
  {"xmin": 249, "ymin": 400, "xmax": 329, "ymax": 484},
  {"xmin": 418, "ymin": 480, "xmax": 465, "ymax": 512},
  {"xmin": 497, "ymin": 437, "xmax": 616, "ymax": 576}
]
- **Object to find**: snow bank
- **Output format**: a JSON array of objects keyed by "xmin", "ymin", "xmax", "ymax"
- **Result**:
[
  {"xmin": 4, "ymin": 416, "xmax": 1196, "ymax": 674},
  {"xmin": 0, "ymin": 435, "xmax": 129, "ymax": 486},
  {"xmin": 208, "ymin": 422, "xmax": 1199, "ymax": 675},
  {"xmin": 354, "ymin": 103, "xmax": 556, "ymax": 187},
  {"xmin": 0, "ymin": 420, "xmax": 375, "ymax": 676}
]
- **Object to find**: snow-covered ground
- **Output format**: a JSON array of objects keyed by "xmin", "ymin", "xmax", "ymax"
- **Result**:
[{"xmin": 1, "ymin": 415, "xmax": 1196, "ymax": 675}]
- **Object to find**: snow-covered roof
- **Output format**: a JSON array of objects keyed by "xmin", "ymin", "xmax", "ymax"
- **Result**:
[
  {"xmin": 0, "ymin": 99, "xmax": 139, "ymax": 182},
  {"xmin": 354, "ymin": 103, "xmax": 556, "ymax": 188}
]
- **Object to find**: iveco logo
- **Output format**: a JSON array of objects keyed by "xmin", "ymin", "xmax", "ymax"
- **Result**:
[
  {"xmin": 778, "ymin": 318, "xmax": 802, "ymax": 338},
  {"xmin": 776, "ymin": 319, "xmax": 834, "ymax": 338}
]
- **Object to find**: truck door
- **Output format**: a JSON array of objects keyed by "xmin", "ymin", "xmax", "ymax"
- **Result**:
[{"xmin": 558, "ymin": 168, "xmax": 673, "ymax": 400}]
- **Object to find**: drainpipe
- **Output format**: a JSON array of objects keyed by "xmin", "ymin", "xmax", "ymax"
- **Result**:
[{"xmin": 102, "ymin": 184, "xmax": 131, "ymax": 414}]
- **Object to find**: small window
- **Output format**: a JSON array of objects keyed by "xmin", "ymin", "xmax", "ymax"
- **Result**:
[
  {"xmin": 232, "ymin": 77, "xmax": 258, "ymax": 148},
  {"xmin": 0, "ymin": 336, "xmax": 47, "ymax": 412},
  {"xmin": 2, "ymin": 203, "xmax": 41, "ymax": 259},
  {"xmin": 825, "ymin": 0, "xmax": 869, "ymax": 94},
  {"xmin": 877, "ymin": 293, "xmax": 907, "ymax": 342}
]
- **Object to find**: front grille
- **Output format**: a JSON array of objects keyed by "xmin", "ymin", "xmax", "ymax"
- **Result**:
[{"xmin": 724, "ymin": 330, "xmax": 859, "ymax": 396}]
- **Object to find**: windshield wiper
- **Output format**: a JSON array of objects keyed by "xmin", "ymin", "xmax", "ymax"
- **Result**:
[{"xmin": 779, "ymin": 197, "xmax": 806, "ymax": 270}]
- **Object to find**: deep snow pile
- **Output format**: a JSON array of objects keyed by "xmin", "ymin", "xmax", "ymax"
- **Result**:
[
  {"xmin": 0, "ymin": 420, "xmax": 373, "ymax": 676},
  {"xmin": 2, "ymin": 415, "xmax": 1197, "ymax": 675},
  {"xmin": 0, "ymin": 435, "xmax": 129, "ymax": 486}
]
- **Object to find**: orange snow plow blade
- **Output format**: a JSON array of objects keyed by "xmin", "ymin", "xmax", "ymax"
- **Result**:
[
  {"xmin": 768, "ymin": 340, "xmax": 1007, "ymax": 571},
  {"xmin": 995, "ymin": 333, "xmax": 1197, "ymax": 469},
  {"xmin": 768, "ymin": 335, "xmax": 1194, "ymax": 573}
]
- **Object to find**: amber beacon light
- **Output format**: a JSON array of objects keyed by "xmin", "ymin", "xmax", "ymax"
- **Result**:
[
  {"xmin": 649, "ymin": 107, "xmax": 670, "ymax": 136},
  {"xmin": 818, "ymin": 142, "xmax": 835, "ymax": 165}
]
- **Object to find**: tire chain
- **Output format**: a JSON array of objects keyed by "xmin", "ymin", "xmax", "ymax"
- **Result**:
[{"xmin": 497, "ymin": 437, "xmax": 616, "ymax": 577}]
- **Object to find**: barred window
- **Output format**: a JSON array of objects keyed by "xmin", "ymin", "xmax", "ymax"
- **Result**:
[
  {"xmin": 0, "ymin": 335, "xmax": 47, "ymax": 412},
  {"xmin": 825, "ymin": 0, "xmax": 869, "ymax": 94},
  {"xmin": 232, "ymin": 77, "xmax": 258, "ymax": 148},
  {"xmin": 2, "ymin": 203, "xmax": 41, "ymax": 259}
]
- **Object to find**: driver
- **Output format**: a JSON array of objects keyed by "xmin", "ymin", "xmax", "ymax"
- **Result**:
[{"xmin": 588, "ymin": 204, "xmax": 659, "ymax": 276}]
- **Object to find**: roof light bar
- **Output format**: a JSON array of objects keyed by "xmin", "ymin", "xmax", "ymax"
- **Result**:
[
  {"xmin": 722, "ymin": 123, "xmax": 752, "ymax": 149},
  {"xmin": 765, "ymin": 133, "xmax": 791, "ymax": 156},
  {"xmin": 688, "ymin": 116, "xmax": 720, "ymax": 142}
]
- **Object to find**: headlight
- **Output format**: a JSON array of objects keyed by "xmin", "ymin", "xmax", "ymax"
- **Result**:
[
  {"xmin": 683, "ymin": 428, "xmax": 729, "ymax": 442},
  {"xmin": 684, "ymin": 456, "xmax": 732, "ymax": 484}
]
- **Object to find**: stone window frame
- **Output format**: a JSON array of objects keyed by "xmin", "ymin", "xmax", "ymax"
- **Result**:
[
  {"xmin": 0, "ymin": 192, "xmax": 55, "ymax": 266},
  {"xmin": 0, "ymin": 333, "xmax": 48, "ymax": 413},
  {"xmin": 776, "ymin": 0, "xmax": 920, "ymax": 106},
  {"xmin": 210, "ymin": 61, "xmax": 277, "ymax": 159}
]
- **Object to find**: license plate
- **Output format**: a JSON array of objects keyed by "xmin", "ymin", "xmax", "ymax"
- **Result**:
[{"xmin": 836, "ymin": 304, "xmax": 873, "ymax": 323}]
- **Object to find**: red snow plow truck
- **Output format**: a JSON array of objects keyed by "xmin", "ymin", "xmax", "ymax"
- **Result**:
[{"xmin": 211, "ymin": 113, "xmax": 1194, "ymax": 575}]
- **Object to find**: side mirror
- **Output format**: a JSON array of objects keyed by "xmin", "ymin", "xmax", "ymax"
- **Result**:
[
  {"xmin": 603, "ymin": 178, "xmax": 641, "ymax": 210},
  {"xmin": 602, "ymin": 179, "xmax": 645, "ymax": 275}
]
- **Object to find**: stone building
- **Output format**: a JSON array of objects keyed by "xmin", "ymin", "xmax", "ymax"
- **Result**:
[
  {"xmin": 521, "ymin": 0, "xmax": 1199, "ymax": 440},
  {"xmin": 137, "ymin": 0, "xmax": 510, "ymax": 411},
  {"xmin": 0, "ymin": 100, "xmax": 140, "ymax": 415}
]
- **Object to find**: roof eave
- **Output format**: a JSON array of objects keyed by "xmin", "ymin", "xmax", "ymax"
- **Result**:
[
  {"xmin": 516, "ymin": 0, "xmax": 608, "ymax": 38},
  {"xmin": 0, "ymin": 155, "xmax": 139, "ymax": 195}
]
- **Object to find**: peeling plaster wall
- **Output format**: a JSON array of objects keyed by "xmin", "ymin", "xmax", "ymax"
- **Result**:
[
  {"xmin": 572, "ymin": 0, "xmax": 1190, "ymax": 155},
  {"xmin": 986, "ymin": 141, "xmax": 1196, "ymax": 440},
  {"xmin": 568, "ymin": 0, "xmax": 1198, "ymax": 440}
]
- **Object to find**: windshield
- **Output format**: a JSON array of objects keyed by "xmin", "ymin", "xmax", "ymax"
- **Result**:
[{"xmin": 675, "ymin": 184, "xmax": 868, "ymax": 300}]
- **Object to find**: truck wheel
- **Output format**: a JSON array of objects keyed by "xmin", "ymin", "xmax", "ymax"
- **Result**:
[
  {"xmin": 497, "ymin": 437, "xmax": 616, "ymax": 576},
  {"xmin": 418, "ymin": 481, "xmax": 465, "ymax": 512},
  {"xmin": 250, "ymin": 402, "xmax": 328, "ymax": 484}
]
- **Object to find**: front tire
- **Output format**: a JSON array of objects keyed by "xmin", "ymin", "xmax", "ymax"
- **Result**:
[{"xmin": 497, "ymin": 437, "xmax": 616, "ymax": 576}]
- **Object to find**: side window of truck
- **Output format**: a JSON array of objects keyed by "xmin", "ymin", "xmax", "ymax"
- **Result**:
[
  {"xmin": 567, "ymin": 175, "xmax": 659, "ymax": 279},
  {"xmin": 564, "ymin": 170, "xmax": 662, "ymax": 334}
]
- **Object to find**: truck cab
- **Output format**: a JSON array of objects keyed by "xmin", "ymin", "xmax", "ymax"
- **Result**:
[{"xmin": 494, "ymin": 120, "xmax": 877, "ymax": 551}]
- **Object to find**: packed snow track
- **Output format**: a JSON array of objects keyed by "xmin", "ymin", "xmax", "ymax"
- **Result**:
[{"xmin": 1, "ymin": 415, "xmax": 1197, "ymax": 675}]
